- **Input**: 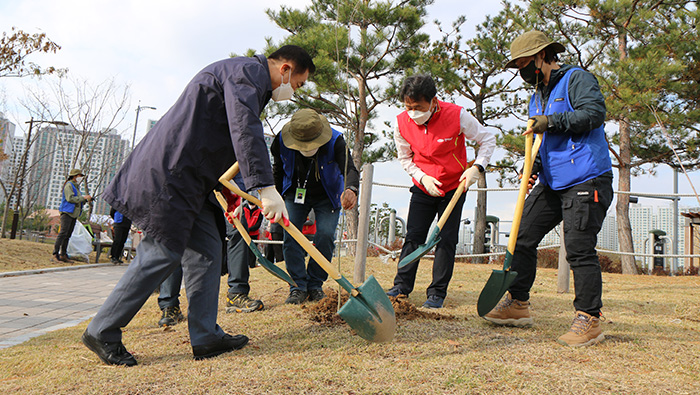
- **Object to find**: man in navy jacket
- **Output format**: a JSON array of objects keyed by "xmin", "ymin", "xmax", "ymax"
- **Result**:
[{"xmin": 82, "ymin": 45, "xmax": 315, "ymax": 365}]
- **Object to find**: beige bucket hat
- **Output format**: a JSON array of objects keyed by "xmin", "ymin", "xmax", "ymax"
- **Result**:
[
  {"xmin": 505, "ymin": 30, "xmax": 566, "ymax": 68},
  {"xmin": 280, "ymin": 109, "xmax": 332, "ymax": 151}
]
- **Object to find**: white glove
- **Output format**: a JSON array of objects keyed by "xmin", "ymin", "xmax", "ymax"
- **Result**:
[
  {"xmin": 420, "ymin": 175, "xmax": 444, "ymax": 197},
  {"xmin": 258, "ymin": 186, "xmax": 288, "ymax": 224},
  {"xmin": 459, "ymin": 166, "xmax": 481, "ymax": 189},
  {"xmin": 233, "ymin": 204, "xmax": 243, "ymax": 219}
]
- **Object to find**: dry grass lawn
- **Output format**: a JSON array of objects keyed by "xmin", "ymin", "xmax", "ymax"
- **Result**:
[
  {"xmin": 1, "ymin": 240, "xmax": 699, "ymax": 394},
  {"xmin": 0, "ymin": 238, "xmax": 104, "ymax": 272}
]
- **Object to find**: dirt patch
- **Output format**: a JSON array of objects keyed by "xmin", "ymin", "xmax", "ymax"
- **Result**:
[{"xmin": 304, "ymin": 289, "xmax": 454, "ymax": 327}]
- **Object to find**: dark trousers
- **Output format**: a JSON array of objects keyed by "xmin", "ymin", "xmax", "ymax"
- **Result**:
[
  {"xmin": 265, "ymin": 226, "xmax": 284, "ymax": 263},
  {"xmin": 509, "ymin": 172, "xmax": 613, "ymax": 315},
  {"xmin": 88, "ymin": 201, "xmax": 225, "ymax": 347},
  {"xmin": 283, "ymin": 196, "xmax": 339, "ymax": 292},
  {"xmin": 226, "ymin": 220, "xmax": 254, "ymax": 296},
  {"xmin": 392, "ymin": 186, "xmax": 466, "ymax": 299},
  {"xmin": 53, "ymin": 213, "xmax": 78, "ymax": 256},
  {"xmin": 110, "ymin": 225, "xmax": 130, "ymax": 260}
]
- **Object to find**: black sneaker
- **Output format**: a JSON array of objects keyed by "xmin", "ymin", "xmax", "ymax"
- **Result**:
[
  {"xmin": 81, "ymin": 330, "xmax": 137, "ymax": 366},
  {"xmin": 158, "ymin": 306, "xmax": 185, "ymax": 327},
  {"xmin": 285, "ymin": 289, "xmax": 308, "ymax": 304},
  {"xmin": 308, "ymin": 289, "xmax": 326, "ymax": 302},
  {"xmin": 192, "ymin": 333, "xmax": 249, "ymax": 360},
  {"xmin": 226, "ymin": 293, "xmax": 264, "ymax": 313},
  {"xmin": 386, "ymin": 287, "xmax": 408, "ymax": 298},
  {"xmin": 110, "ymin": 257, "xmax": 121, "ymax": 265}
]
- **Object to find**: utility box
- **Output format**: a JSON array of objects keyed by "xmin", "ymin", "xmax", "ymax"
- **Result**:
[
  {"xmin": 650, "ymin": 229, "xmax": 667, "ymax": 269},
  {"xmin": 484, "ymin": 215, "xmax": 500, "ymax": 252}
]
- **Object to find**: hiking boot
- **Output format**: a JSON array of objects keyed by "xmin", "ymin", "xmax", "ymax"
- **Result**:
[
  {"xmin": 422, "ymin": 295, "xmax": 444, "ymax": 309},
  {"xmin": 557, "ymin": 311, "xmax": 605, "ymax": 347},
  {"xmin": 483, "ymin": 293, "xmax": 533, "ymax": 327},
  {"xmin": 59, "ymin": 254, "xmax": 74, "ymax": 263},
  {"xmin": 192, "ymin": 333, "xmax": 248, "ymax": 360},
  {"xmin": 158, "ymin": 306, "xmax": 185, "ymax": 327},
  {"xmin": 308, "ymin": 289, "xmax": 326, "ymax": 302},
  {"xmin": 81, "ymin": 330, "xmax": 137, "ymax": 366},
  {"xmin": 52, "ymin": 254, "xmax": 63, "ymax": 263},
  {"xmin": 110, "ymin": 257, "xmax": 122, "ymax": 265},
  {"xmin": 226, "ymin": 293, "xmax": 264, "ymax": 313},
  {"xmin": 285, "ymin": 289, "xmax": 308, "ymax": 304},
  {"xmin": 386, "ymin": 287, "xmax": 408, "ymax": 298}
]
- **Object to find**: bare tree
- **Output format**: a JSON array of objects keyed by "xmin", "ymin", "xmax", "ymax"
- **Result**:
[{"xmin": 22, "ymin": 76, "xmax": 131, "ymax": 219}]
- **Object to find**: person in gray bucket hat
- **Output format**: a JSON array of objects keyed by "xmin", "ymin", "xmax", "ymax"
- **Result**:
[
  {"xmin": 270, "ymin": 108, "xmax": 360, "ymax": 305},
  {"xmin": 483, "ymin": 30, "xmax": 614, "ymax": 347}
]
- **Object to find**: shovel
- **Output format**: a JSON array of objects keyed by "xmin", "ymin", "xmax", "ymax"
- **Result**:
[
  {"xmin": 477, "ymin": 121, "xmax": 543, "ymax": 317},
  {"xmin": 220, "ymin": 163, "xmax": 396, "ymax": 343},
  {"xmin": 213, "ymin": 190, "xmax": 297, "ymax": 288},
  {"xmin": 398, "ymin": 178, "xmax": 469, "ymax": 268}
]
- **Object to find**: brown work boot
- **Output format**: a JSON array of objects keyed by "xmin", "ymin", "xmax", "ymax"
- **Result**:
[
  {"xmin": 557, "ymin": 311, "xmax": 605, "ymax": 347},
  {"xmin": 483, "ymin": 293, "xmax": 533, "ymax": 327},
  {"xmin": 52, "ymin": 254, "xmax": 63, "ymax": 263},
  {"xmin": 59, "ymin": 254, "xmax": 74, "ymax": 263}
]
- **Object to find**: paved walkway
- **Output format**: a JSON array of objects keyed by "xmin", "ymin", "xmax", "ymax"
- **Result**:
[{"xmin": 0, "ymin": 264, "xmax": 128, "ymax": 349}]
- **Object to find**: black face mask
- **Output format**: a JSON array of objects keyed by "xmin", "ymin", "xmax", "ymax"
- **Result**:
[{"xmin": 519, "ymin": 60, "xmax": 542, "ymax": 86}]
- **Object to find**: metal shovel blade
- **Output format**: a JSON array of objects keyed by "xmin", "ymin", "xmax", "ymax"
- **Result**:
[
  {"xmin": 246, "ymin": 239, "xmax": 297, "ymax": 287},
  {"xmin": 338, "ymin": 275, "xmax": 396, "ymax": 343},
  {"xmin": 398, "ymin": 228, "xmax": 440, "ymax": 268},
  {"xmin": 477, "ymin": 253, "xmax": 518, "ymax": 317},
  {"xmin": 398, "ymin": 180, "xmax": 468, "ymax": 269}
]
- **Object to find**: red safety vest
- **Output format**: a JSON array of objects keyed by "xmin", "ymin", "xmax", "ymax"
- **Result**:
[{"xmin": 397, "ymin": 101, "xmax": 467, "ymax": 194}]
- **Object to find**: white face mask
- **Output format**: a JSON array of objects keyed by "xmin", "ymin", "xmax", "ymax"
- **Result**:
[
  {"xmin": 300, "ymin": 147, "xmax": 318, "ymax": 157},
  {"xmin": 271, "ymin": 69, "xmax": 294, "ymax": 102},
  {"xmin": 75, "ymin": 176, "xmax": 83, "ymax": 184},
  {"xmin": 407, "ymin": 101, "xmax": 435, "ymax": 125}
]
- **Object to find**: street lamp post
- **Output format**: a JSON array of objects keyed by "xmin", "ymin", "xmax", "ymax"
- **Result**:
[
  {"xmin": 131, "ymin": 102, "xmax": 156, "ymax": 150},
  {"xmin": 10, "ymin": 118, "xmax": 69, "ymax": 240}
]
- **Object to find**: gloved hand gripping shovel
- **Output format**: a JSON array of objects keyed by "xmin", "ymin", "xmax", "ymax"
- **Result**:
[
  {"xmin": 220, "ymin": 163, "xmax": 396, "ymax": 343},
  {"xmin": 398, "ymin": 178, "xmax": 469, "ymax": 268},
  {"xmin": 213, "ymin": 190, "xmax": 297, "ymax": 288},
  {"xmin": 477, "ymin": 121, "xmax": 543, "ymax": 317}
]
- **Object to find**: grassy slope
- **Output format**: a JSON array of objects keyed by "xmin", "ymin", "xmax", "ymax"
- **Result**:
[
  {"xmin": 0, "ymin": 239, "xmax": 102, "ymax": 272},
  {"xmin": 0, "ymin": 241, "xmax": 699, "ymax": 394}
]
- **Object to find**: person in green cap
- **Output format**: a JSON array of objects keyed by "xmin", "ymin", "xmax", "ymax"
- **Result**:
[
  {"xmin": 270, "ymin": 108, "xmax": 360, "ymax": 304},
  {"xmin": 52, "ymin": 169, "xmax": 93, "ymax": 263},
  {"xmin": 483, "ymin": 30, "xmax": 613, "ymax": 347}
]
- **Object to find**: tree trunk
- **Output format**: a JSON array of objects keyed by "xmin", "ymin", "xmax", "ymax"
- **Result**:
[
  {"xmin": 617, "ymin": 118, "xmax": 638, "ymax": 274},
  {"xmin": 472, "ymin": 173, "xmax": 487, "ymax": 263},
  {"xmin": 616, "ymin": 28, "xmax": 637, "ymax": 275}
]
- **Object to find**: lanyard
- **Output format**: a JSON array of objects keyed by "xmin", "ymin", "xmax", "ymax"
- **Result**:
[{"xmin": 297, "ymin": 158, "xmax": 315, "ymax": 189}]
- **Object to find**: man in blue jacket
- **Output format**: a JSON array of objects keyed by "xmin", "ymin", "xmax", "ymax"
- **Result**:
[
  {"xmin": 483, "ymin": 31, "xmax": 613, "ymax": 347},
  {"xmin": 270, "ymin": 109, "xmax": 359, "ymax": 304},
  {"xmin": 82, "ymin": 45, "xmax": 315, "ymax": 365}
]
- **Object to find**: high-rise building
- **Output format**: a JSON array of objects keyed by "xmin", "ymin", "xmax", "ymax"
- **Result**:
[
  {"xmin": 598, "ymin": 215, "xmax": 618, "ymax": 250},
  {"xmin": 27, "ymin": 125, "xmax": 130, "ymax": 216},
  {"xmin": 0, "ymin": 113, "xmax": 16, "ymax": 204}
]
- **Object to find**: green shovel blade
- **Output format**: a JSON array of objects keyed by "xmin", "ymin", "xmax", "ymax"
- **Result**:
[
  {"xmin": 246, "ymin": 240, "xmax": 297, "ymax": 287},
  {"xmin": 477, "ymin": 249, "xmax": 518, "ymax": 317},
  {"xmin": 398, "ymin": 227, "xmax": 441, "ymax": 268},
  {"xmin": 338, "ymin": 275, "xmax": 396, "ymax": 343}
]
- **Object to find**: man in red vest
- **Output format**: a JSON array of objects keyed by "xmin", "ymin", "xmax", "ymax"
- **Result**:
[{"xmin": 386, "ymin": 74, "xmax": 496, "ymax": 309}]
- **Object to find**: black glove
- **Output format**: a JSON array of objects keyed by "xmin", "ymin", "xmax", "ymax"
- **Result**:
[{"xmin": 529, "ymin": 115, "xmax": 548, "ymax": 134}]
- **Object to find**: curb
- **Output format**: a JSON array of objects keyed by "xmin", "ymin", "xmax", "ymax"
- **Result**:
[{"xmin": 0, "ymin": 263, "xmax": 121, "ymax": 278}]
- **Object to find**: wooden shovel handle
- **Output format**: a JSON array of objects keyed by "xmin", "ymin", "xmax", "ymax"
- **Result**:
[
  {"xmin": 213, "ymin": 190, "xmax": 254, "ymax": 246},
  {"xmin": 506, "ymin": 121, "xmax": 543, "ymax": 254},
  {"xmin": 218, "ymin": 162, "xmax": 346, "ymax": 283},
  {"xmin": 435, "ymin": 178, "xmax": 467, "ymax": 230}
]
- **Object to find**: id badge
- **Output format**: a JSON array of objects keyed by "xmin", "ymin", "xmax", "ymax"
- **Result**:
[{"xmin": 294, "ymin": 188, "xmax": 306, "ymax": 204}]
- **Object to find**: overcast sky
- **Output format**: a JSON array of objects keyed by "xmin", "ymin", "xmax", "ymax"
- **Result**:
[{"xmin": 1, "ymin": 0, "xmax": 698, "ymax": 232}]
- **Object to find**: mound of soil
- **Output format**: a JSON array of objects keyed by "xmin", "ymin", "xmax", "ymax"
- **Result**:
[{"xmin": 304, "ymin": 289, "xmax": 454, "ymax": 327}]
